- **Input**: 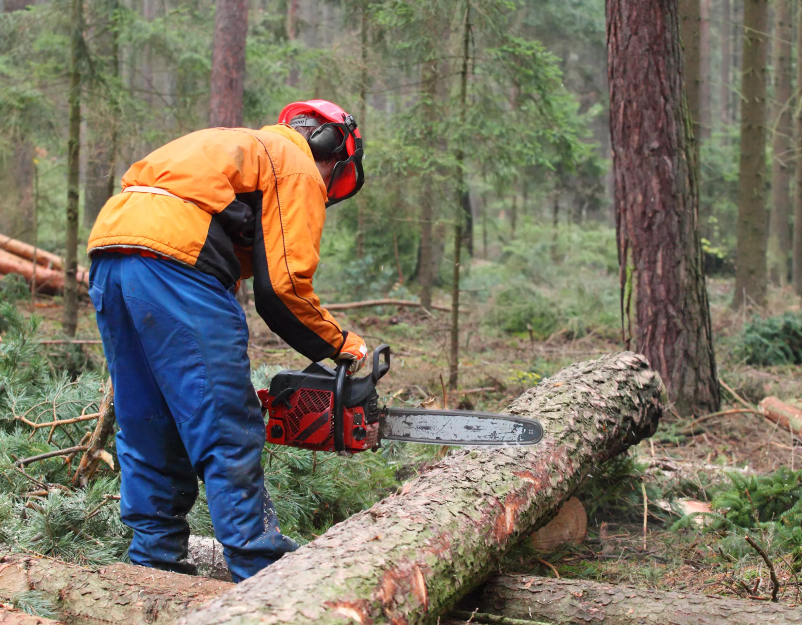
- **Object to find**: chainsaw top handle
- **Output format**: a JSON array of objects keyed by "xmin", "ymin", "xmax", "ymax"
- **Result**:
[
  {"xmin": 372, "ymin": 343, "xmax": 391, "ymax": 383},
  {"xmin": 332, "ymin": 344, "xmax": 390, "ymax": 452}
]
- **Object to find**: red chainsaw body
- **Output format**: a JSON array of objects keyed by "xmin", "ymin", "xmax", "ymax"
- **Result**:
[{"xmin": 257, "ymin": 360, "xmax": 382, "ymax": 453}]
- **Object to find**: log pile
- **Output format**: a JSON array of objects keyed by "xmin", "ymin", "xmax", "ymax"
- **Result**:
[{"xmin": 0, "ymin": 234, "xmax": 88, "ymax": 295}]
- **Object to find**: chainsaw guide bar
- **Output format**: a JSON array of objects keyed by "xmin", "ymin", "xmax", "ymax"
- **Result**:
[
  {"xmin": 381, "ymin": 408, "xmax": 543, "ymax": 446},
  {"xmin": 260, "ymin": 344, "xmax": 544, "ymax": 453}
]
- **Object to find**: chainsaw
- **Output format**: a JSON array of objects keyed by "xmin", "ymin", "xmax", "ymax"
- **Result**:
[{"xmin": 257, "ymin": 344, "xmax": 543, "ymax": 453}]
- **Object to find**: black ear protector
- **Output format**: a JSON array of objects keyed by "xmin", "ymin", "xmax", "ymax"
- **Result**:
[
  {"xmin": 308, "ymin": 114, "xmax": 359, "ymax": 162},
  {"xmin": 308, "ymin": 125, "xmax": 345, "ymax": 161}
]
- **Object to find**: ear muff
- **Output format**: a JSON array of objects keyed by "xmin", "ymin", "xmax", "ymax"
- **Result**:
[{"xmin": 308, "ymin": 124, "xmax": 345, "ymax": 161}]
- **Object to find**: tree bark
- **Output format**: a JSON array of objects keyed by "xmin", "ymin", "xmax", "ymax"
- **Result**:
[
  {"xmin": 63, "ymin": 0, "xmax": 83, "ymax": 338},
  {"xmin": 0, "ymin": 554, "xmax": 231, "ymax": 625},
  {"xmin": 679, "ymin": 0, "xmax": 701, "ymax": 159},
  {"xmin": 179, "ymin": 352, "xmax": 662, "ymax": 625},
  {"xmin": 793, "ymin": 1, "xmax": 802, "ymax": 295},
  {"xmin": 450, "ymin": 574, "xmax": 802, "ymax": 625},
  {"xmin": 608, "ymin": 0, "xmax": 720, "ymax": 415},
  {"xmin": 732, "ymin": 0, "xmax": 770, "ymax": 309},
  {"xmin": 767, "ymin": 0, "xmax": 793, "ymax": 286},
  {"xmin": 209, "ymin": 0, "xmax": 248, "ymax": 128}
]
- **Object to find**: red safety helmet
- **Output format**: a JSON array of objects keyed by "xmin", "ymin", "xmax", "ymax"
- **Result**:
[{"xmin": 278, "ymin": 100, "xmax": 365, "ymax": 207}]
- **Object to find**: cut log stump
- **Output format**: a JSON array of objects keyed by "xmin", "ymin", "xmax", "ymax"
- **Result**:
[
  {"xmin": 529, "ymin": 497, "xmax": 587, "ymax": 551},
  {"xmin": 760, "ymin": 397, "xmax": 802, "ymax": 436},
  {"xmin": 451, "ymin": 574, "xmax": 802, "ymax": 624},
  {"xmin": 179, "ymin": 352, "xmax": 663, "ymax": 625}
]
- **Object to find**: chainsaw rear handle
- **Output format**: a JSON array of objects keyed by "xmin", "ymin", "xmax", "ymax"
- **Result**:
[{"xmin": 332, "ymin": 345, "xmax": 390, "ymax": 452}]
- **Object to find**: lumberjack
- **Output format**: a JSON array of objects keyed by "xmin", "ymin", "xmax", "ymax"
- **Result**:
[{"xmin": 85, "ymin": 100, "xmax": 370, "ymax": 582}]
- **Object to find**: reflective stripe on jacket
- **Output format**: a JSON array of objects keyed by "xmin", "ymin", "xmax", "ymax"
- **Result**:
[{"xmin": 87, "ymin": 124, "xmax": 345, "ymax": 362}]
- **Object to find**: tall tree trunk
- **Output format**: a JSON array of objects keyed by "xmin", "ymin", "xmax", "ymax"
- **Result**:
[
  {"xmin": 732, "ymin": 0, "xmax": 769, "ymax": 309},
  {"xmin": 608, "ymin": 0, "xmax": 721, "ymax": 415},
  {"xmin": 417, "ymin": 60, "xmax": 439, "ymax": 311},
  {"xmin": 355, "ymin": 1, "xmax": 368, "ymax": 260},
  {"xmin": 286, "ymin": 0, "xmax": 299, "ymax": 86},
  {"xmin": 699, "ymin": 0, "xmax": 711, "ymax": 139},
  {"xmin": 209, "ymin": 0, "xmax": 248, "ymax": 127},
  {"xmin": 679, "ymin": 0, "xmax": 701, "ymax": 160},
  {"xmin": 720, "ymin": 0, "xmax": 731, "ymax": 125},
  {"xmin": 63, "ymin": 0, "xmax": 83, "ymax": 338},
  {"xmin": 0, "ymin": 139, "xmax": 35, "ymax": 243},
  {"xmin": 767, "ymin": 0, "xmax": 793, "ymax": 285},
  {"xmin": 794, "ymin": 0, "xmax": 802, "ymax": 295},
  {"xmin": 449, "ymin": 0, "xmax": 471, "ymax": 390},
  {"xmin": 84, "ymin": 0, "xmax": 120, "ymax": 229}
]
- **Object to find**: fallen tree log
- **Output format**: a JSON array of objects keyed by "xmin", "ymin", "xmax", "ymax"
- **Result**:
[
  {"xmin": 0, "ymin": 249, "xmax": 65, "ymax": 295},
  {"xmin": 0, "ymin": 553, "xmax": 232, "ymax": 625},
  {"xmin": 180, "ymin": 352, "xmax": 663, "ymax": 625},
  {"xmin": 324, "ymin": 298, "xmax": 453, "ymax": 312},
  {"xmin": 449, "ymin": 574, "xmax": 802, "ymax": 625}
]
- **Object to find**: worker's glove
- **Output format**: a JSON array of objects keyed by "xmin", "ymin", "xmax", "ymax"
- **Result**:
[{"xmin": 335, "ymin": 331, "xmax": 368, "ymax": 374}]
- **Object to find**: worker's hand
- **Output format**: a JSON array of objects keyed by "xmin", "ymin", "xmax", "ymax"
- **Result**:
[{"xmin": 335, "ymin": 331, "xmax": 368, "ymax": 374}]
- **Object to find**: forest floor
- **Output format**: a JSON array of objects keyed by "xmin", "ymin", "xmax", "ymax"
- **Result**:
[{"xmin": 20, "ymin": 273, "xmax": 802, "ymax": 607}]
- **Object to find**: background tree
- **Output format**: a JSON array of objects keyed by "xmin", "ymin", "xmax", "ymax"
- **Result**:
[
  {"xmin": 608, "ymin": 0, "xmax": 720, "ymax": 414},
  {"xmin": 63, "ymin": 0, "xmax": 84, "ymax": 337},
  {"xmin": 680, "ymin": 0, "xmax": 701, "ymax": 159},
  {"xmin": 210, "ymin": 0, "xmax": 248, "ymax": 127},
  {"xmin": 794, "ymin": 1, "xmax": 802, "ymax": 295},
  {"xmin": 732, "ymin": 0, "xmax": 769, "ymax": 309},
  {"xmin": 767, "ymin": 0, "xmax": 793, "ymax": 286}
]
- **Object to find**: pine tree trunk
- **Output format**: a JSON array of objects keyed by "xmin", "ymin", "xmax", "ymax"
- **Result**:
[
  {"xmin": 179, "ymin": 352, "xmax": 662, "ymax": 625},
  {"xmin": 699, "ymin": 0, "xmax": 711, "ymax": 139},
  {"xmin": 767, "ymin": 0, "xmax": 793, "ymax": 285},
  {"xmin": 63, "ymin": 0, "xmax": 83, "ymax": 338},
  {"xmin": 209, "ymin": 0, "xmax": 248, "ymax": 127},
  {"xmin": 794, "ymin": 1, "xmax": 802, "ymax": 295},
  {"xmin": 732, "ymin": 0, "xmax": 769, "ymax": 309},
  {"xmin": 679, "ymin": 0, "xmax": 701, "ymax": 159},
  {"xmin": 720, "ymin": 0, "xmax": 731, "ymax": 125},
  {"xmin": 608, "ymin": 0, "xmax": 720, "ymax": 415},
  {"xmin": 83, "ymin": 0, "xmax": 119, "ymax": 229},
  {"xmin": 449, "ymin": 0, "xmax": 471, "ymax": 390},
  {"xmin": 417, "ymin": 60, "xmax": 438, "ymax": 311},
  {"xmin": 451, "ymin": 574, "xmax": 802, "ymax": 625}
]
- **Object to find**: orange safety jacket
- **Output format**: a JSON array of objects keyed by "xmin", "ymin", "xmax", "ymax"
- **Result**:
[{"xmin": 87, "ymin": 125, "xmax": 345, "ymax": 362}]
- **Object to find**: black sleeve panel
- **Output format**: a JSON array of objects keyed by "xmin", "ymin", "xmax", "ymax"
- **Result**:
[{"xmin": 250, "ymin": 207, "xmax": 342, "ymax": 362}]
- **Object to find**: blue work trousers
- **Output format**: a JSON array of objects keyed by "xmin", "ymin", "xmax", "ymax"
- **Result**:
[{"xmin": 89, "ymin": 253, "xmax": 297, "ymax": 582}]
